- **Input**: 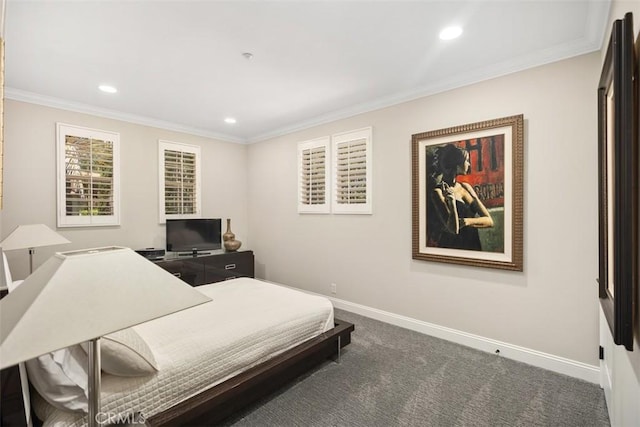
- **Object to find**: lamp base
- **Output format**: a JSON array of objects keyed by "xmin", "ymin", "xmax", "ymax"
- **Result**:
[
  {"xmin": 87, "ymin": 338, "xmax": 101, "ymax": 427},
  {"xmin": 28, "ymin": 248, "xmax": 34, "ymax": 275}
]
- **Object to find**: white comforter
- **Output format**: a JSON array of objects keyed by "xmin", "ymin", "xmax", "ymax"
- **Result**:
[{"xmin": 35, "ymin": 278, "xmax": 334, "ymax": 426}]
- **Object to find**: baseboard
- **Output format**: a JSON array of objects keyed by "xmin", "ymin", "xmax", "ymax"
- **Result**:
[{"xmin": 329, "ymin": 296, "xmax": 600, "ymax": 384}]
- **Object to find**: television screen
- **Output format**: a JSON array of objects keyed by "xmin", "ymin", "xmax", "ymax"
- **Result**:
[{"xmin": 166, "ymin": 218, "xmax": 222, "ymax": 253}]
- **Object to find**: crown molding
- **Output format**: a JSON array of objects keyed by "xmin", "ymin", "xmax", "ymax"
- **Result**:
[
  {"xmin": 250, "ymin": 47, "xmax": 605, "ymax": 144},
  {"xmin": 248, "ymin": 1, "xmax": 610, "ymax": 143},
  {"xmin": 5, "ymin": 88, "xmax": 247, "ymax": 144},
  {"xmin": 7, "ymin": 0, "xmax": 609, "ymax": 146}
]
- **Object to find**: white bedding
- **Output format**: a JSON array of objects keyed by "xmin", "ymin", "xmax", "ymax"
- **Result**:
[{"xmin": 34, "ymin": 278, "xmax": 334, "ymax": 426}]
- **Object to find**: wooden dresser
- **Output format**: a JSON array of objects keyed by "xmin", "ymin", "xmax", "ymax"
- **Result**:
[{"xmin": 155, "ymin": 250, "xmax": 254, "ymax": 286}]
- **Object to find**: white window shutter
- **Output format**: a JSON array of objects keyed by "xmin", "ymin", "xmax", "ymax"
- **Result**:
[
  {"xmin": 159, "ymin": 140, "xmax": 202, "ymax": 223},
  {"xmin": 298, "ymin": 137, "xmax": 330, "ymax": 213},
  {"xmin": 332, "ymin": 127, "xmax": 372, "ymax": 214},
  {"xmin": 56, "ymin": 123, "xmax": 120, "ymax": 227}
]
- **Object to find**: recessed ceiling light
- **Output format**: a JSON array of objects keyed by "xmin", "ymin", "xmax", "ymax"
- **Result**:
[
  {"xmin": 98, "ymin": 84, "xmax": 118, "ymax": 93},
  {"xmin": 439, "ymin": 26, "xmax": 463, "ymax": 41},
  {"xmin": 242, "ymin": 52, "xmax": 253, "ymax": 60},
  {"xmin": 224, "ymin": 117, "xmax": 237, "ymax": 124}
]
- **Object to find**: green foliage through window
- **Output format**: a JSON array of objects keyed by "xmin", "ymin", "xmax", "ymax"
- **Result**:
[{"xmin": 65, "ymin": 136, "xmax": 114, "ymax": 216}]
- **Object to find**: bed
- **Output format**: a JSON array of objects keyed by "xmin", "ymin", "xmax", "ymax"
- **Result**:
[{"xmin": 26, "ymin": 277, "xmax": 354, "ymax": 426}]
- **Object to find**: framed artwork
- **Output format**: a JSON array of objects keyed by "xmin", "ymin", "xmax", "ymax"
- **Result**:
[
  {"xmin": 597, "ymin": 12, "xmax": 636, "ymax": 351},
  {"xmin": 412, "ymin": 114, "xmax": 524, "ymax": 271}
]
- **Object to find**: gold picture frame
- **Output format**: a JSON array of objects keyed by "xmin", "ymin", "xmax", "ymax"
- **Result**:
[{"xmin": 411, "ymin": 114, "xmax": 524, "ymax": 271}]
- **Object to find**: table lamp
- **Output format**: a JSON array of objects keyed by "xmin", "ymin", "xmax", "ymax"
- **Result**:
[
  {"xmin": 1, "ymin": 247, "xmax": 33, "ymax": 426},
  {"xmin": 0, "ymin": 246, "xmax": 211, "ymax": 427},
  {"xmin": 0, "ymin": 224, "xmax": 71, "ymax": 274}
]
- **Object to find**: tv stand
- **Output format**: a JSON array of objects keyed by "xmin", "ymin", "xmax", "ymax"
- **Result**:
[{"xmin": 156, "ymin": 250, "xmax": 254, "ymax": 286}]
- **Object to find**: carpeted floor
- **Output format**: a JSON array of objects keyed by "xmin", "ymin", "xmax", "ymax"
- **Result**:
[{"xmin": 223, "ymin": 309, "xmax": 610, "ymax": 427}]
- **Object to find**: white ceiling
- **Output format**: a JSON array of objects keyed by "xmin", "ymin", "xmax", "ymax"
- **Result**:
[{"xmin": 5, "ymin": 0, "xmax": 611, "ymax": 143}]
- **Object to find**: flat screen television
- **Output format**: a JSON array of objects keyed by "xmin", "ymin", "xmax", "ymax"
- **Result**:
[{"xmin": 166, "ymin": 218, "xmax": 222, "ymax": 254}]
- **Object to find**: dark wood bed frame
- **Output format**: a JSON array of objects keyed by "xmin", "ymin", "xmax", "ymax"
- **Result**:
[{"xmin": 147, "ymin": 319, "xmax": 354, "ymax": 426}]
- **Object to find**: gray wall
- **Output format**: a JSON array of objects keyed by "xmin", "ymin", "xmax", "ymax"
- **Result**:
[
  {"xmin": 247, "ymin": 52, "xmax": 601, "ymax": 366},
  {"xmin": 2, "ymin": 100, "xmax": 249, "ymax": 279}
]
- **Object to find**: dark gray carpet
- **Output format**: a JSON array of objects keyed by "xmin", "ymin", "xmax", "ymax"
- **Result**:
[{"xmin": 223, "ymin": 309, "xmax": 610, "ymax": 427}]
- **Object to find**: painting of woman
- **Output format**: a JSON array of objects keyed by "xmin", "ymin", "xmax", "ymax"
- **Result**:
[{"xmin": 426, "ymin": 143, "xmax": 494, "ymax": 251}]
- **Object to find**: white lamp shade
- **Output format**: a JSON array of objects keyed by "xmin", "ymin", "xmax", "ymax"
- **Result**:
[
  {"xmin": 0, "ymin": 246, "xmax": 211, "ymax": 370},
  {"xmin": 0, "ymin": 224, "xmax": 70, "ymax": 250}
]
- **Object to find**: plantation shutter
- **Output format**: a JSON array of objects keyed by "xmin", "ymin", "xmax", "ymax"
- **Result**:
[
  {"xmin": 65, "ymin": 136, "xmax": 115, "ymax": 216},
  {"xmin": 159, "ymin": 141, "xmax": 201, "ymax": 222},
  {"xmin": 298, "ymin": 137, "xmax": 330, "ymax": 213},
  {"xmin": 335, "ymin": 138, "xmax": 367, "ymax": 204},
  {"xmin": 164, "ymin": 150, "xmax": 197, "ymax": 215},
  {"xmin": 332, "ymin": 128, "xmax": 372, "ymax": 214},
  {"xmin": 57, "ymin": 123, "xmax": 120, "ymax": 227},
  {"xmin": 301, "ymin": 147, "xmax": 326, "ymax": 205}
]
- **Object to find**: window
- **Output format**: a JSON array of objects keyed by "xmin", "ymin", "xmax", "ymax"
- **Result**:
[
  {"xmin": 332, "ymin": 127, "xmax": 372, "ymax": 214},
  {"xmin": 159, "ymin": 140, "xmax": 201, "ymax": 223},
  {"xmin": 56, "ymin": 123, "xmax": 120, "ymax": 227},
  {"xmin": 298, "ymin": 136, "xmax": 330, "ymax": 213}
]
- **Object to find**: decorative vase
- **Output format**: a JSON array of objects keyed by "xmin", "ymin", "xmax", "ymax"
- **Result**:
[{"xmin": 223, "ymin": 218, "xmax": 242, "ymax": 252}]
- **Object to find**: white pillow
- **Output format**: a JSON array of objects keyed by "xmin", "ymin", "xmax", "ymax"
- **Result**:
[
  {"xmin": 25, "ymin": 346, "xmax": 88, "ymax": 413},
  {"xmin": 5, "ymin": 261, "xmax": 87, "ymax": 413},
  {"xmin": 82, "ymin": 328, "xmax": 159, "ymax": 377},
  {"xmin": 26, "ymin": 328, "xmax": 158, "ymax": 413}
]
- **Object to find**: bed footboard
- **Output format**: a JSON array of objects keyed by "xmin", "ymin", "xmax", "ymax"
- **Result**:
[{"xmin": 147, "ymin": 319, "xmax": 354, "ymax": 426}]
